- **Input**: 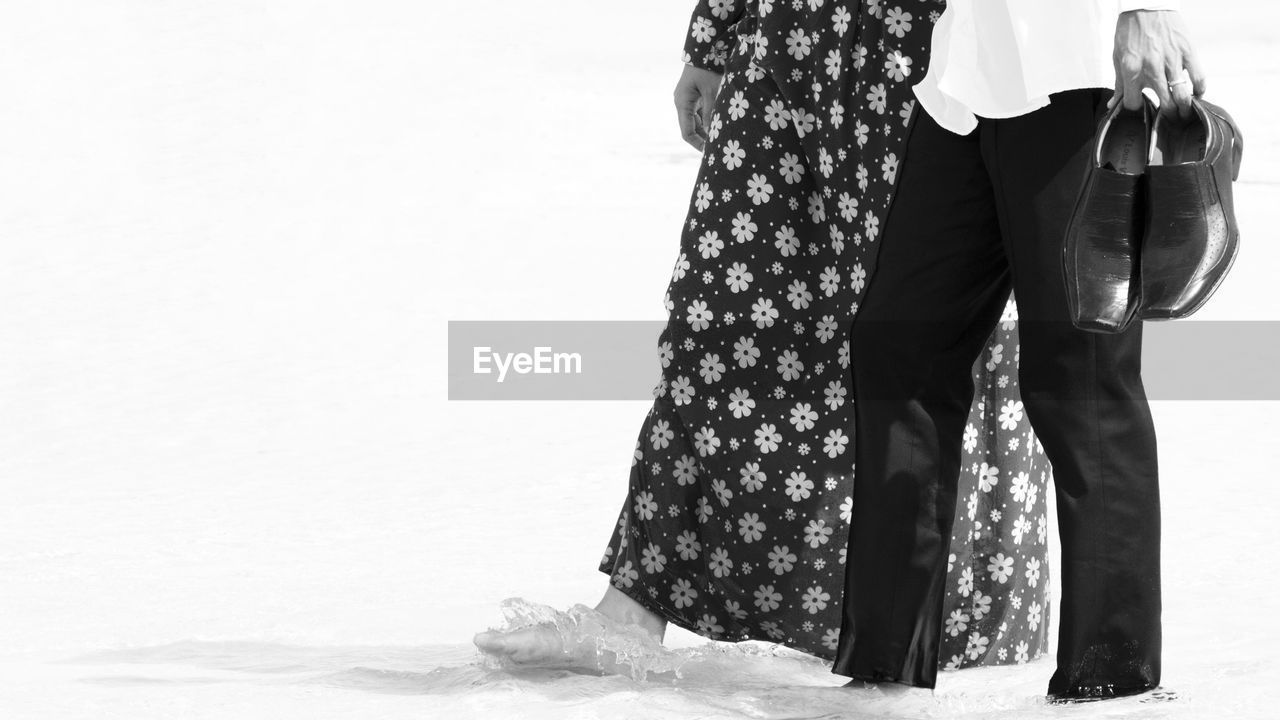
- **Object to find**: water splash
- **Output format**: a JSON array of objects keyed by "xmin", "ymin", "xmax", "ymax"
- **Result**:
[{"xmin": 476, "ymin": 597, "xmax": 690, "ymax": 682}]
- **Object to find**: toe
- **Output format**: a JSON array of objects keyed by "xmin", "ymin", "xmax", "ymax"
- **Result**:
[{"xmin": 473, "ymin": 631, "xmax": 507, "ymax": 654}]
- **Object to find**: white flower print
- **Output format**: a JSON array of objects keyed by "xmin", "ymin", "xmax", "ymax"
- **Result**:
[
  {"xmin": 884, "ymin": 50, "xmax": 911, "ymax": 82},
  {"xmin": 1011, "ymin": 514, "xmax": 1031, "ymax": 545},
  {"xmin": 791, "ymin": 108, "xmax": 816, "ymax": 137},
  {"xmin": 972, "ymin": 591, "xmax": 992, "ymax": 620},
  {"xmin": 958, "ymin": 566, "xmax": 974, "ymax": 597},
  {"xmin": 1011, "ymin": 471, "xmax": 1030, "ymax": 503},
  {"xmin": 777, "ymin": 350, "xmax": 804, "ymax": 380},
  {"xmin": 946, "ymin": 610, "xmax": 969, "ymax": 637},
  {"xmin": 738, "ymin": 512, "xmax": 766, "ymax": 542},
  {"xmin": 754, "ymin": 423, "xmax": 782, "ymax": 453},
  {"xmin": 839, "ymin": 495, "xmax": 853, "ymax": 523},
  {"xmin": 881, "ymin": 152, "xmax": 898, "ymax": 183},
  {"xmin": 786, "ymin": 280, "xmax": 813, "ymax": 309},
  {"xmin": 722, "ymin": 139, "xmax": 746, "ymax": 169},
  {"xmin": 767, "ymin": 545, "xmax": 797, "ymax": 575},
  {"xmin": 804, "ymin": 519, "xmax": 833, "ymax": 548},
  {"xmin": 832, "ymin": 5, "xmax": 852, "ymax": 35},
  {"xmin": 867, "ymin": 83, "xmax": 887, "ymax": 114},
  {"xmin": 695, "ymin": 496, "xmax": 713, "ymax": 524},
  {"xmin": 978, "ymin": 462, "xmax": 999, "ymax": 493},
  {"xmin": 823, "ymin": 628, "xmax": 840, "ymax": 650},
  {"xmin": 711, "ymin": 478, "xmax": 733, "ymax": 506},
  {"xmin": 672, "ymin": 455, "xmax": 699, "ymax": 486},
  {"xmin": 779, "ymin": 153, "xmax": 806, "ymax": 184},
  {"xmin": 817, "ymin": 148, "xmax": 835, "ymax": 180},
  {"xmin": 670, "ymin": 578, "xmax": 698, "ymax": 609},
  {"xmin": 698, "ymin": 231, "xmax": 725, "ymax": 259},
  {"xmin": 709, "ymin": 546, "xmax": 734, "ymax": 577},
  {"xmin": 838, "ymin": 192, "xmax": 859, "ymax": 222},
  {"xmin": 824, "ymin": 380, "xmax": 847, "ymax": 410},
  {"xmin": 697, "ymin": 613, "xmax": 725, "ymax": 634},
  {"xmin": 671, "ymin": 375, "xmax": 696, "ymax": 405},
  {"xmin": 1027, "ymin": 601, "xmax": 1042, "ymax": 632},
  {"xmin": 810, "ymin": 266, "xmax": 838, "ymax": 297},
  {"xmin": 689, "ymin": 16, "xmax": 716, "ymax": 44},
  {"xmin": 746, "ymin": 173, "xmax": 774, "ymax": 204},
  {"xmin": 726, "ymin": 262, "xmax": 753, "ymax": 292},
  {"xmin": 850, "ymin": 263, "xmax": 867, "ymax": 293},
  {"xmin": 657, "ymin": 341, "xmax": 674, "ymax": 368},
  {"xmin": 763, "ymin": 99, "xmax": 790, "ymax": 130},
  {"xmin": 789, "ymin": 402, "xmax": 818, "ymax": 432},
  {"xmin": 650, "ymin": 420, "xmax": 674, "ymax": 450},
  {"xmin": 822, "ymin": 428, "xmax": 848, "ymax": 457},
  {"xmin": 694, "ymin": 425, "xmax": 721, "ymax": 456},
  {"xmin": 785, "ymin": 472, "xmax": 814, "ymax": 501},
  {"xmin": 740, "ymin": 462, "xmax": 766, "ymax": 492},
  {"xmin": 808, "ymin": 193, "xmax": 827, "ymax": 224},
  {"xmin": 754, "ymin": 583, "xmax": 782, "ymax": 611},
  {"xmin": 986, "ymin": 343, "xmax": 1004, "ymax": 371},
  {"xmin": 731, "ymin": 211, "xmax": 757, "ymax": 242},
  {"xmin": 864, "ymin": 210, "xmax": 880, "ymax": 240},
  {"xmin": 728, "ymin": 386, "xmax": 756, "ymax": 418},
  {"xmin": 1025, "ymin": 557, "xmax": 1041, "ymax": 588},
  {"xmin": 612, "ymin": 560, "xmax": 638, "ymax": 589},
  {"xmin": 686, "ymin": 300, "xmax": 713, "ymax": 331},
  {"xmin": 885, "ymin": 7, "xmax": 913, "ymax": 37},
  {"xmin": 987, "ymin": 553, "xmax": 1014, "ymax": 584},
  {"xmin": 774, "ymin": 225, "xmax": 800, "ymax": 256},
  {"xmin": 700, "ymin": 353, "xmax": 726, "ymax": 384},
  {"xmin": 751, "ymin": 297, "xmax": 780, "ymax": 328},
  {"xmin": 642, "ymin": 542, "xmax": 667, "ymax": 574},
  {"xmin": 708, "ymin": 0, "xmax": 737, "ymax": 20},
  {"xmin": 695, "ymin": 182, "xmax": 713, "ymax": 212},
  {"xmin": 815, "ymin": 316, "xmax": 838, "ymax": 343},
  {"xmin": 965, "ymin": 631, "xmax": 989, "ymax": 660},
  {"xmin": 676, "ymin": 530, "xmax": 702, "ymax": 560},
  {"xmin": 733, "ymin": 336, "xmax": 762, "ymax": 368},
  {"xmin": 999, "ymin": 400, "xmax": 1025, "ymax": 430},
  {"xmin": 785, "ymin": 29, "xmax": 812, "ymax": 60},
  {"xmin": 801, "ymin": 585, "xmax": 830, "ymax": 614}
]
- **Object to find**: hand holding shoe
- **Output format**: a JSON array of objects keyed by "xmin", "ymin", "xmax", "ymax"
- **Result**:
[{"xmin": 1111, "ymin": 10, "xmax": 1207, "ymax": 119}]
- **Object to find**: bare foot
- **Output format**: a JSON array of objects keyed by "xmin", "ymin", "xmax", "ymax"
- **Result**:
[
  {"xmin": 473, "ymin": 585, "xmax": 668, "ymax": 669},
  {"xmin": 473, "ymin": 623, "xmax": 581, "ymax": 664}
]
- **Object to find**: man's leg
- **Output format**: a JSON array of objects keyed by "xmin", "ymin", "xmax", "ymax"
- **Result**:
[
  {"xmin": 831, "ymin": 108, "xmax": 1012, "ymax": 688},
  {"xmin": 982, "ymin": 89, "xmax": 1161, "ymax": 698}
]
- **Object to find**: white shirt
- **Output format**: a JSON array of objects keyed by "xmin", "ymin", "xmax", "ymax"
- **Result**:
[{"xmin": 914, "ymin": 1, "xmax": 1183, "ymax": 135}]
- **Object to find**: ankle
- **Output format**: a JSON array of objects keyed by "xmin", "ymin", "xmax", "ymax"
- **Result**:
[{"xmin": 595, "ymin": 587, "xmax": 667, "ymax": 640}]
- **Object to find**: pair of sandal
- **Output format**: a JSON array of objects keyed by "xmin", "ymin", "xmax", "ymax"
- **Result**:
[{"xmin": 1063, "ymin": 95, "xmax": 1243, "ymax": 333}]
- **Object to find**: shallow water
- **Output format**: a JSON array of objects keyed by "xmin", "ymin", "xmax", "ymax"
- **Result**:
[{"xmin": 36, "ymin": 612, "xmax": 1257, "ymax": 720}]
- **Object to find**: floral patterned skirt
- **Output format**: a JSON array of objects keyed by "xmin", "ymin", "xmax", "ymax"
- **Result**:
[{"xmin": 597, "ymin": 10, "xmax": 1052, "ymax": 672}]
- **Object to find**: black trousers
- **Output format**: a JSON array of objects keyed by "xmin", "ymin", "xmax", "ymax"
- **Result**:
[{"xmin": 831, "ymin": 89, "xmax": 1161, "ymax": 696}]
